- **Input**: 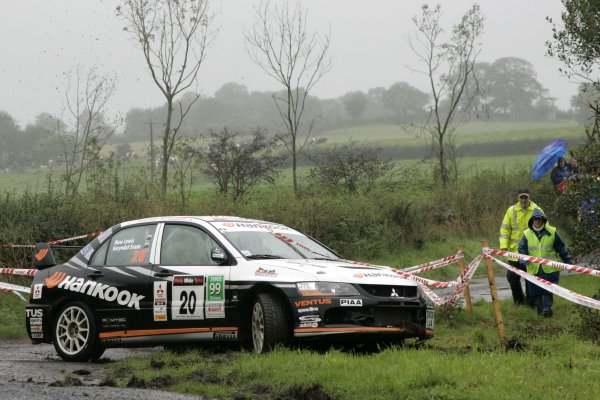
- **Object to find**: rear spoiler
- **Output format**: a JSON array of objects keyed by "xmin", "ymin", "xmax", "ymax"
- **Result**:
[{"xmin": 32, "ymin": 243, "xmax": 56, "ymax": 269}]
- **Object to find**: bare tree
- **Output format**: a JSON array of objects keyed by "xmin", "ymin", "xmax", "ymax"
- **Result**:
[
  {"xmin": 117, "ymin": 0, "xmax": 214, "ymax": 198},
  {"xmin": 169, "ymin": 137, "xmax": 203, "ymax": 207},
  {"xmin": 245, "ymin": 0, "xmax": 332, "ymax": 195},
  {"xmin": 58, "ymin": 67, "xmax": 119, "ymax": 196},
  {"xmin": 410, "ymin": 4, "xmax": 484, "ymax": 186},
  {"xmin": 203, "ymin": 128, "xmax": 282, "ymax": 201},
  {"xmin": 307, "ymin": 141, "xmax": 394, "ymax": 195}
]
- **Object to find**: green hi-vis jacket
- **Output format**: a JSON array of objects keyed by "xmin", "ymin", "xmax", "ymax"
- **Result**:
[
  {"xmin": 522, "ymin": 226, "xmax": 561, "ymax": 274},
  {"xmin": 499, "ymin": 201, "xmax": 543, "ymax": 261}
]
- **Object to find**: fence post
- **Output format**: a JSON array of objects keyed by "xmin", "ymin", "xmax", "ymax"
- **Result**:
[
  {"xmin": 482, "ymin": 240, "xmax": 508, "ymax": 353},
  {"xmin": 458, "ymin": 244, "xmax": 473, "ymax": 315}
]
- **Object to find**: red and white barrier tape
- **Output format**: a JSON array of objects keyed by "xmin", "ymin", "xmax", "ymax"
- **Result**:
[
  {"xmin": 0, "ymin": 231, "xmax": 104, "ymax": 248},
  {"xmin": 445, "ymin": 254, "xmax": 483, "ymax": 304},
  {"xmin": 0, "ymin": 268, "xmax": 36, "ymax": 277},
  {"xmin": 485, "ymin": 248, "xmax": 600, "ymax": 277},
  {"xmin": 47, "ymin": 231, "xmax": 103, "ymax": 245},
  {"xmin": 486, "ymin": 254, "xmax": 600, "ymax": 311},
  {"xmin": 390, "ymin": 268, "xmax": 459, "ymax": 288},
  {"xmin": 0, "ymin": 281, "xmax": 30, "ymax": 301},
  {"xmin": 407, "ymin": 254, "xmax": 484, "ymax": 306},
  {"xmin": 401, "ymin": 252, "xmax": 464, "ymax": 274}
]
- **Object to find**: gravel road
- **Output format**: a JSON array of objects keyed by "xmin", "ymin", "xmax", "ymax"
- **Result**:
[{"xmin": 0, "ymin": 341, "xmax": 203, "ymax": 400}]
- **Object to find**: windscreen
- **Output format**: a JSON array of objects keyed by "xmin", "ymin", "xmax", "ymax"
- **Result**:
[{"xmin": 210, "ymin": 221, "xmax": 338, "ymax": 260}]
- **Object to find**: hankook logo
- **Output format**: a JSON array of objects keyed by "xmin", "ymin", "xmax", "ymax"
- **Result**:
[{"xmin": 45, "ymin": 271, "xmax": 145, "ymax": 310}]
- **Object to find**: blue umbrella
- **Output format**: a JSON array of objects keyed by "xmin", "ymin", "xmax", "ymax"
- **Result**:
[{"xmin": 531, "ymin": 140, "xmax": 568, "ymax": 181}]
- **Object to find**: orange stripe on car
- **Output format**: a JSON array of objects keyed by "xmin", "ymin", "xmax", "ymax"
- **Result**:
[
  {"xmin": 45, "ymin": 271, "xmax": 66, "ymax": 289},
  {"xmin": 34, "ymin": 248, "xmax": 48, "ymax": 261},
  {"xmin": 99, "ymin": 326, "xmax": 238, "ymax": 339},
  {"xmin": 294, "ymin": 327, "xmax": 408, "ymax": 333}
]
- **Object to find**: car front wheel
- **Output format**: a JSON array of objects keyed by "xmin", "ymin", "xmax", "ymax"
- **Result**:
[
  {"xmin": 52, "ymin": 302, "xmax": 104, "ymax": 362},
  {"xmin": 251, "ymin": 293, "xmax": 289, "ymax": 353}
]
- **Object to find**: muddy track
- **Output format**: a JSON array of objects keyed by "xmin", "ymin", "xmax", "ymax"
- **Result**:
[{"xmin": 0, "ymin": 341, "xmax": 202, "ymax": 400}]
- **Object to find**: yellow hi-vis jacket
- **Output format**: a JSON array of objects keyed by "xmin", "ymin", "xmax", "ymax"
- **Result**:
[
  {"xmin": 499, "ymin": 201, "xmax": 543, "ymax": 261},
  {"xmin": 523, "ymin": 226, "xmax": 561, "ymax": 274}
]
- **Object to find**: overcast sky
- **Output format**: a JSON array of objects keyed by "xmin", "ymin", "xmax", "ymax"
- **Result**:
[{"xmin": 0, "ymin": 0, "xmax": 575, "ymax": 128}]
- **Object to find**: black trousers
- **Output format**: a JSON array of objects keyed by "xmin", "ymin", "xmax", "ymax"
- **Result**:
[{"xmin": 506, "ymin": 260, "xmax": 532, "ymax": 305}]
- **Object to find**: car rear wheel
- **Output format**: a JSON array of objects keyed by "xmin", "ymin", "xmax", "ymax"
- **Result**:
[
  {"xmin": 251, "ymin": 293, "xmax": 289, "ymax": 353},
  {"xmin": 53, "ymin": 302, "xmax": 103, "ymax": 362}
]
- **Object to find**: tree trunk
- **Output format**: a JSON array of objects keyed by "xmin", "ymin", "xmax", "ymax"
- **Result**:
[{"xmin": 161, "ymin": 98, "xmax": 173, "ymax": 199}]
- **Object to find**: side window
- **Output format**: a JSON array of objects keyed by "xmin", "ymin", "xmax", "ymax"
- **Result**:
[
  {"xmin": 105, "ymin": 225, "xmax": 156, "ymax": 266},
  {"xmin": 161, "ymin": 225, "xmax": 219, "ymax": 265},
  {"xmin": 90, "ymin": 240, "xmax": 109, "ymax": 265}
]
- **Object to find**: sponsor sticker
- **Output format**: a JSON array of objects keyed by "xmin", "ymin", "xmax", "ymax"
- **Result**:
[
  {"xmin": 255, "ymin": 267, "xmax": 278, "ymax": 278},
  {"xmin": 101, "ymin": 317, "xmax": 127, "ymax": 329},
  {"xmin": 299, "ymin": 322, "xmax": 318, "ymax": 328},
  {"xmin": 294, "ymin": 298, "xmax": 332, "ymax": 307},
  {"xmin": 172, "ymin": 275, "xmax": 205, "ymax": 320},
  {"xmin": 214, "ymin": 331, "xmax": 237, "ymax": 340},
  {"xmin": 31, "ymin": 333, "xmax": 43, "ymax": 339},
  {"xmin": 26, "ymin": 309, "xmax": 43, "ymax": 318},
  {"xmin": 298, "ymin": 315, "xmax": 321, "ymax": 323},
  {"xmin": 154, "ymin": 281, "xmax": 168, "ymax": 321},
  {"xmin": 45, "ymin": 272, "xmax": 145, "ymax": 310},
  {"xmin": 297, "ymin": 306, "xmax": 319, "ymax": 314},
  {"xmin": 80, "ymin": 244, "xmax": 94, "ymax": 260},
  {"xmin": 29, "ymin": 318, "xmax": 42, "ymax": 326},
  {"xmin": 206, "ymin": 276, "xmax": 225, "ymax": 319},
  {"xmin": 32, "ymin": 284, "xmax": 42, "ymax": 300},
  {"xmin": 30, "ymin": 325, "xmax": 43, "ymax": 333},
  {"xmin": 353, "ymin": 272, "xmax": 402, "ymax": 279},
  {"xmin": 340, "ymin": 299, "xmax": 363, "ymax": 307},
  {"xmin": 426, "ymin": 309, "xmax": 435, "ymax": 329}
]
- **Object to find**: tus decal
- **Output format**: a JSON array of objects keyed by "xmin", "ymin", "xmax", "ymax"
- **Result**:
[
  {"xmin": 26, "ymin": 309, "xmax": 43, "ymax": 318},
  {"xmin": 45, "ymin": 272, "xmax": 145, "ymax": 310}
]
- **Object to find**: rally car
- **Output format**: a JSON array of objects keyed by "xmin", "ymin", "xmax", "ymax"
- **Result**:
[{"xmin": 26, "ymin": 216, "xmax": 434, "ymax": 361}]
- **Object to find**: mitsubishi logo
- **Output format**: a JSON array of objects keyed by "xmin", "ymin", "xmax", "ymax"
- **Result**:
[{"xmin": 390, "ymin": 288, "xmax": 399, "ymax": 297}]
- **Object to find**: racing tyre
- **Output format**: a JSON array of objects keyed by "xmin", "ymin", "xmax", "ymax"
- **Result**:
[
  {"xmin": 251, "ymin": 293, "xmax": 289, "ymax": 353},
  {"xmin": 52, "ymin": 302, "xmax": 101, "ymax": 362}
]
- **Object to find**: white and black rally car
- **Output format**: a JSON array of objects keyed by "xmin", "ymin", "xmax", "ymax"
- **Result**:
[{"xmin": 26, "ymin": 216, "xmax": 434, "ymax": 361}]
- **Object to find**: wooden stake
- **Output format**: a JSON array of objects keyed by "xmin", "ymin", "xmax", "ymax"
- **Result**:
[
  {"xmin": 458, "ymin": 244, "xmax": 473, "ymax": 315},
  {"xmin": 482, "ymin": 240, "xmax": 508, "ymax": 353}
]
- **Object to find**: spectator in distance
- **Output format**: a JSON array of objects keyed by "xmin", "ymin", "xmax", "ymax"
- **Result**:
[
  {"xmin": 550, "ymin": 157, "xmax": 571, "ymax": 193},
  {"xmin": 518, "ymin": 209, "xmax": 573, "ymax": 318}
]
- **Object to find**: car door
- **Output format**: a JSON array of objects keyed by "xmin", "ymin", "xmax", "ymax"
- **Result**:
[
  {"xmin": 151, "ymin": 223, "xmax": 233, "ymax": 338},
  {"xmin": 85, "ymin": 223, "xmax": 158, "ymax": 334}
]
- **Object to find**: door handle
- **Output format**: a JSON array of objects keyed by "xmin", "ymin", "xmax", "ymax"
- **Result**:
[
  {"xmin": 87, "ymin": 270, "xmax": 104, "ymax": 279},
  {"xmin": 155, "ymin": 270, "xmax": 174, "ymax": 278}
]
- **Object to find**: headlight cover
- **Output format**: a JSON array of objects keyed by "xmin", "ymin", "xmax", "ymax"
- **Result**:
[{"xmin": 296, "ymin": 282, "xmax": 360, "ymax": 297}]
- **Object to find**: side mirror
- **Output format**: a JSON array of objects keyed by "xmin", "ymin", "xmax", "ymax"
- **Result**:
[
  {"xmin": 211, "ymin": 246, "xmax": 228, "ymax": 264},
  {"xmin": 32, "ymin": 243, "xmax": 56, "ymax": 269}
]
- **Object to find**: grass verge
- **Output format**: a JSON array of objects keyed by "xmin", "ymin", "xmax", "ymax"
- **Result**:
[{"xmin": 103, "ymin": 274, "xmax": 600, "ymax": 400}]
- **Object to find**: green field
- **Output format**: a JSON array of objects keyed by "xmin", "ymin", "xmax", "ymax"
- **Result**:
[{"xmin": 0, "ymin": 120, "xmax": 586, "ymax": 194}]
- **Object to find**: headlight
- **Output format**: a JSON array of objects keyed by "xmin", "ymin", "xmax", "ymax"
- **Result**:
[{"xmin": 296, "ymin": 282, "xmax": 359, "ymax": 296}]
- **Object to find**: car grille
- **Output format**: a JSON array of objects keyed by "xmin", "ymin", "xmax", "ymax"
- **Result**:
[{"xmin": 359, "ymin": 284, "xmax": 417, "ymax": 298}]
